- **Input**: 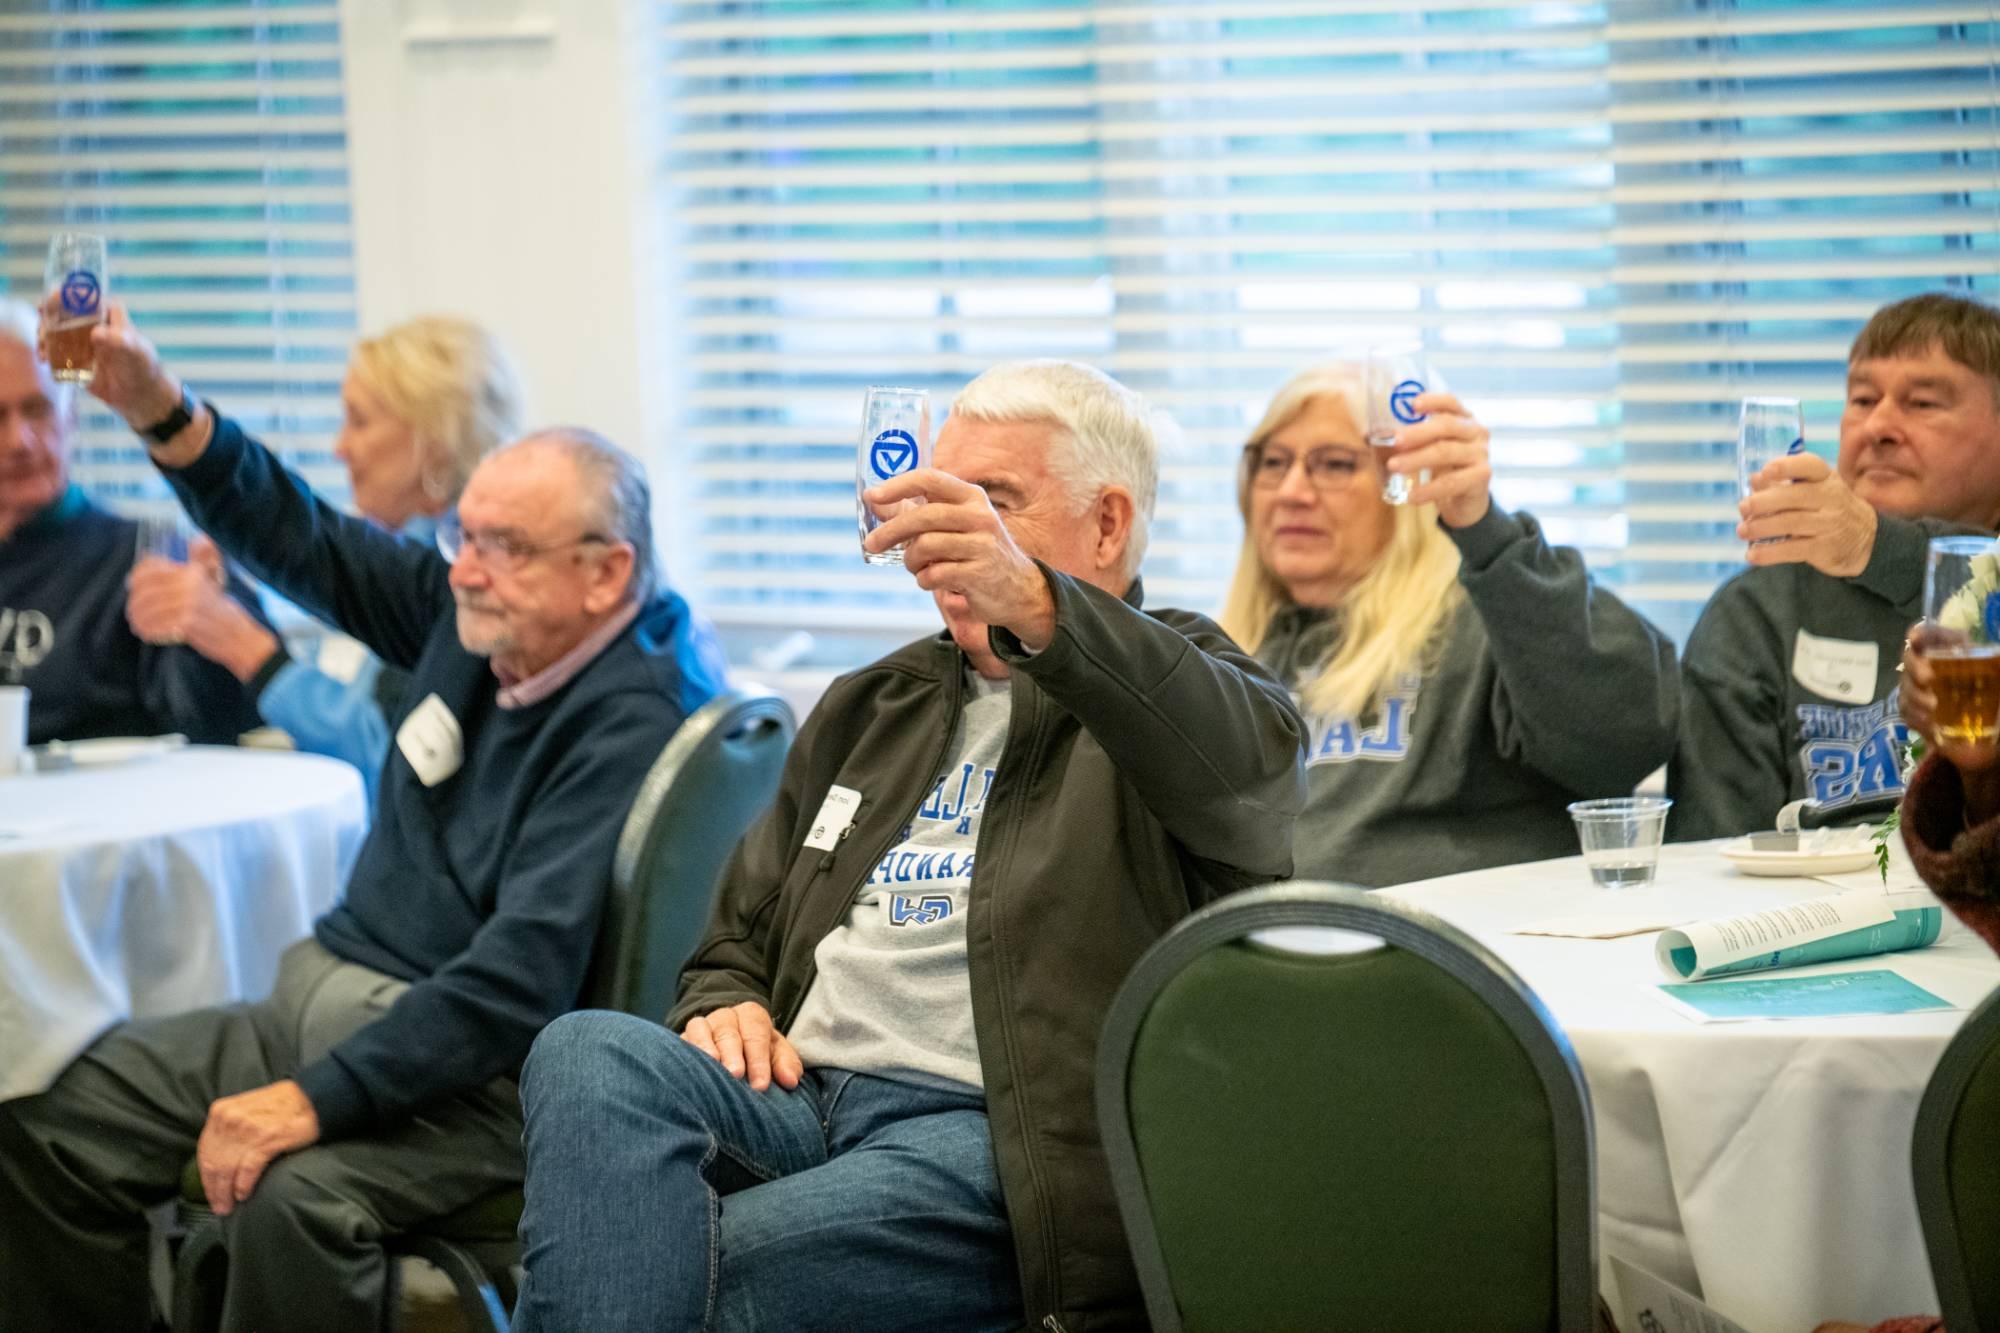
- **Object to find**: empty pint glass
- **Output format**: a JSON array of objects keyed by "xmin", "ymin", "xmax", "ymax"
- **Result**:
[
  {"xmin": 1738, "ymin": 396, "xmax": 1803, "ymax": 550},
  {"xmin": 1365, "ymin": 343, "xmax": 1445, "ymax": 506},
  {"xmin": 1923, "ymin": 534, "xmax": 2000, "ymax": 747},
  {"xmin": 44, "ymin": 232, "xmax": 107, "ymax": 384},
  {"xmin": 857, "ymin": 386, "xmax": 930, "ymax": 566}
]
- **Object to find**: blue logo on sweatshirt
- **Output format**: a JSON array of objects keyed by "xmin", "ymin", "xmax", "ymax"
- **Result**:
[
  {"xmin": 888, "ymin": 894, "xmax": 953, "ymax": 927},
  {"xmin": 1304, "ymin": 674, "xmax": 1420, "ymax": 766},
  {"xmin": 1797, "ymin": 692, "xmax": 1908, "ymax": 810}
]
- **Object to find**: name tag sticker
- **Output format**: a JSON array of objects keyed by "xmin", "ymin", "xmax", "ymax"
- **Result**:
[
  {"xmin": 1791, "ymin": 630, "xmax": 1879, "ymax": 706},
  {"xmin": 396, "ymin": 693, "xmax": 464, "ymax": 787},
  {"xmin": 315, "ymin": 634, "xmax": 370, "ymax": 686},
  {"xmin": 803, "ymin": 784, "xmax": 862, "ymax": 851}
]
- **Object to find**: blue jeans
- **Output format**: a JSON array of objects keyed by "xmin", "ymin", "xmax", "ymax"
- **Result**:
[{"xmin": 513, "ymin": 1011, "xmax": 1021, "ymax": 1333}]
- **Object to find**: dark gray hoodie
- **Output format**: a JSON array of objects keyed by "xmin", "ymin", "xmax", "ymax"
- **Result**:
[
  {"xmin": 1256, "ymin": 505, "xmax": 1680, "ymax": 888},
  {"xmin": 1668, "ymin": 513, "xmax": 1963, "ymax": 842}
]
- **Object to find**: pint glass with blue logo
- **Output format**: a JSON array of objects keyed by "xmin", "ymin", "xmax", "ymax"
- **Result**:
[
  {"xmin": 1365, "ymin": 342, "xmax": 1446, "ymax": 506},
  {"xmin": 43, "ymin": 232, "xmax": 107, "ymax": 385},
  {"xmin": 858, "ymin": 386, "xmax": 930, "ymax": 566}
]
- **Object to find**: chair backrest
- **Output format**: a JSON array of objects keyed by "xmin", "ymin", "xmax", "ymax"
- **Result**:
[
  {"xmin": 1096, "ymin": 881, "xmax": 1597, "ymax": 1333},
  {"xmin": 1914, "ymin": 983, "xmax": 2000, "ymax": 1331},
  {"xmin": 584, "ymin": 686, "xmax": 795, "ymax": 1021}
]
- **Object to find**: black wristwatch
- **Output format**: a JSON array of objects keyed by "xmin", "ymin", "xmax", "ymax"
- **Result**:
[{"xmin": 139, "ymin": 381, "xmax": 198, "ymax": 445}]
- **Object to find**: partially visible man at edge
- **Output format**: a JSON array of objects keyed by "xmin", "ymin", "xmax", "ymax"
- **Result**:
[
  {"xmin": 510, "ymin": 359, "xmax": 1306, "ymax": 1332},
  {"xmin": 0, "ymin": 296, "xmax": 266, "ymax": 744},
  {"xmin": 1671, "ymin": 292, "xmax": 2000, "ymax": 840},
  {"xmin": 0, "ymin": 300, "xmax": 724, "ymax": 1332}
]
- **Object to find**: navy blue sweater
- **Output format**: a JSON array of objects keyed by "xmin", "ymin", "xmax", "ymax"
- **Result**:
[
  {"xmin": 163, "ymin": 414, "xmax": 725, "ymax": 1136},
  {"xmin": 0, "ymin": 485, "xmax": 265, "ymax": 745}
]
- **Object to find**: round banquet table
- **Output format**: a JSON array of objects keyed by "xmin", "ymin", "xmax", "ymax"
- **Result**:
[
  {"xmin": 1382, "ymin": 840, "xmax": 2000, "ymax": 1333},
  {"xmin": 0, "ymin": 745, "xmax": 365, "ymax": 1103}
]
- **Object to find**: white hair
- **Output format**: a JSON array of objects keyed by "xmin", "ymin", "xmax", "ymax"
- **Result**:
[
  {"xmin": 948, "ymin": 359, "xmax": 1162, "ymax": 578},
  {"xmin": 0, "ymin": 297, "xmax": 74, "ymax": 419}
]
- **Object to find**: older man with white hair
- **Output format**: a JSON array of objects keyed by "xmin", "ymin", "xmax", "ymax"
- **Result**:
[
  {"xmin": 0, "ymin": 304, "xmax": 724, "ymax": 1331},
  {"xmin": 0, "ymin": 296, "xmax": 266, "ymax": 743},
  {"xmin": 512, "ymin": 360, "xmax": 1307, "ymax": 1333}
]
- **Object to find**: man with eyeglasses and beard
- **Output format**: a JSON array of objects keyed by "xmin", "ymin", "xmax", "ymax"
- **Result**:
[{"xmin": 0, "ymin": 302, "xmax": 724, "ymax": 1332}]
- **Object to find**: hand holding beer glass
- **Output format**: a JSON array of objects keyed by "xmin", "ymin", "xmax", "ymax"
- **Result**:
[
  {"xmin": 1365, "ymin": 343, "xmax": 1446, "ymax": 506},
  {"xmin": 1905, "ymin": 536, "xmax": 2000, "ymax": 771},
  {"xmin": 44, "ymin": 232, "xmax": 108, "ymax": 384},
  {"xmin": 857, "ymin": 386, "xmax": 930, "ymax": 565}
]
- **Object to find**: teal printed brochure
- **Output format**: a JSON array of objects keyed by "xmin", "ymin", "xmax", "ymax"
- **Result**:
[
  {"xmin": 1663, "ymin": 905, "xmax": 1943, "ymax": 981},
  {"xmin": 1658, "ymin": 969, "xmax": 1954, "ymax": 1022}
]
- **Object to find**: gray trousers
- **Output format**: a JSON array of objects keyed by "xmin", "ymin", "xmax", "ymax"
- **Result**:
[{"xmin": 0, "ymin": 938, "xmax": 523, "ymax": 1333}]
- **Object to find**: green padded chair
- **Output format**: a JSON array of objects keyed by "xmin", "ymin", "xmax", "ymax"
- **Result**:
[
  {"xmin": 171, "ymin": 686, "xmax": 796, "ymax": 1332},
  {"xmin": 1913, "ymin": 983, "xmax": 2000, "ymax": 1331},
  {"xmin": 1096, "ymin": 881, "xmax": 1597, "ymax": 1333}
]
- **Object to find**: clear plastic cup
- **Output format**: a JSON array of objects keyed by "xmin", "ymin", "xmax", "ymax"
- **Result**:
[{"xmin": 1566, "ymin": 796, "xmax": 1672, "ymax": 888}]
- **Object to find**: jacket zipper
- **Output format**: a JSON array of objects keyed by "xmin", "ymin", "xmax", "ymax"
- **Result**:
[{"xmin": 1041, "ymin": 1317, "xmax": 1068, "ymax": 1332}]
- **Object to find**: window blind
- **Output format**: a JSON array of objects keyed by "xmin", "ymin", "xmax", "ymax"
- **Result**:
[
  {"xmin": 0, "ymin": 0, "xmax": 354, "ymax": 509},
  {"xmin": 1610, "ymin": 0, "xmax": 2000, "ymax": 643},
  {"xmin": 667, "ymin": 0, "xmax": 2000, "ymax": 647}
]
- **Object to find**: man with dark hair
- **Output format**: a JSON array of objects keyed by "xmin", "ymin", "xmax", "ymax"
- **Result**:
[
  {"xmin": 0, "ymin": 304, "xmax": 725, "ymax": 1331},
  {"xmin": 1671, "ymin": 291, "xmax": 2000, "ymax": 839}
]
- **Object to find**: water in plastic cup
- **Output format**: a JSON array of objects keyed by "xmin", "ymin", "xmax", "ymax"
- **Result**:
[{"xmin": 1566, "ymin": 796, "xmax": 1672, "ymax": 887}]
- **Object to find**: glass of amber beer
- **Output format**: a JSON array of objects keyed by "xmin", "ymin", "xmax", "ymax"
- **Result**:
[
  {"xmin": 43, "ymin": 232, "xmax": 107, "ymax": 383},
  {"xmin": 1923, "ymin": 535, "xmax": 2000, "ymax": 746}
]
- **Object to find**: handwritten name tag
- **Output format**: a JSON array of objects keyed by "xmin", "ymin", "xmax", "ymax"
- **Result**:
[{"xmin": 1791, "ymin": 629, "xmax": 1878, "ymax": 705}]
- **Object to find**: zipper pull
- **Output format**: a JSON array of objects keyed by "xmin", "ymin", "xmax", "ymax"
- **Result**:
[{"xmin": 1041, "ymin": 1318, "xmax": 1068, "ymax": 1333}]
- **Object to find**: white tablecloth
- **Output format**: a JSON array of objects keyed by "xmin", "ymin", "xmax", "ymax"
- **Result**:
[
  {"xmin": 0, "ymin": 746, "xmax": 365, "ymax": 1102},
  {"xmin": 1381, "ymin": 842, "xmax": 2000, "ymax": 1331}
]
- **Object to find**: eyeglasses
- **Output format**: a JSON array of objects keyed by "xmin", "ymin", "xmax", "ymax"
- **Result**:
[
  {"xmin": 1243, "ymin": 444, "xmax": 1366, "ymax": 493},
  {"xmin": 436, "ymin": 512, "xmax": 611, "ymax": 574}
]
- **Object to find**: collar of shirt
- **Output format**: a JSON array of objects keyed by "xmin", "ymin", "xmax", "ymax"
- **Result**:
[
  {"xmin": 494, "ymin": 598, "xmax": 642, "ymax": 710},
  {"xmin": 5, "ymin": 483, "xmax": 87, "ymax": 547}
]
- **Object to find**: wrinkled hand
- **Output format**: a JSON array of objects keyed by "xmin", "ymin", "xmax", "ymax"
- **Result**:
[
  {"xmin": 195, "ymin": 1080, "xmax": 320, "ymax": 1214},
  {"xmin": 862, "ymin": 467, "xmax": 1056, "ymax": 649},
  {"xmin": 1387, "ymin": 390, "xmax": 1492, "ymax": 529},
  {"xmin": 37, "ymin": 297, "xmax": 180, "ymax": 431},
  {"xmin": 1901, "ymin": 622, "xmax": 1999, "ymax": 773},
  {"xmin": 1738, "ymin": 453, "xmax": 1879, "ymax": 576},
  {"xmin": 681, "ymin": 1001, "xmax": 802, "ymax": 1092}
]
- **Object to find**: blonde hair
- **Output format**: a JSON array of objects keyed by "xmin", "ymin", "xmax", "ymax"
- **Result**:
[
  {"xmin": 347, "ymin": 316, "xmax": 524, "ymax": 504},
  {"xmin": 1219, "ymin": 362, "xmax": 1465, "ymax": 720},
  {"xmin": 950, "ymin": 359, "xmax": 1161, "ymax": 579}
]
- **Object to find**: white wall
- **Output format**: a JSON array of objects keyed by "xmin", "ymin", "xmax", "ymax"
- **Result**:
[{"xmin": 336, "ymin": 0, "xmax": 694, "ymax": 596}]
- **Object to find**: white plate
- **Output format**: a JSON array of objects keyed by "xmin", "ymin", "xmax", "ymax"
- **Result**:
[
  {"xmin": 1718, "ymin": 839, "xmax": 1879, "ymax": 877},
  {"xmin": 40, "ymin": 735, "xmax": 186, "ymax": 769}
]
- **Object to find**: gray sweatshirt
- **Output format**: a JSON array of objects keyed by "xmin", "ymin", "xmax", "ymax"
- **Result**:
[
  {"xmin": 1258, "ymin": 506, "xmax": 1680, "ymax": 888},
  {"xmin": 1668, "ymin": 513, "xmax": 1960, "ymax": 842}
]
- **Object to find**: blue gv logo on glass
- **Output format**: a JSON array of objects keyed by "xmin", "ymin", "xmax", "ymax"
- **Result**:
[
  {"xmin": 1390, "ymin": 379, "xmax": 1426, "ymax": 425},
  {"xmin": 869, "ymin": 428, "xmax": 918, "ymax": 482}
]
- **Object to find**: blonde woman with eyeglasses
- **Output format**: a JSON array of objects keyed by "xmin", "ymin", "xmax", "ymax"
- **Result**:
[
  {"xmin": 1220, "ymin": 362, "xmax": 1680, "ymax": 887},
  {"xmin": 133, "ymin": 317, "xmax": 524, "ymax": 799}
]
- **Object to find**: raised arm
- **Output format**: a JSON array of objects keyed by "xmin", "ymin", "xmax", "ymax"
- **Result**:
[
  {"xmin": 71, "ymin": 303, "xmax": 449, "ymax": 667},
  {"xmin": 1455, "ymin": 507, "xmax": 1680, "ymax": 795}
]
